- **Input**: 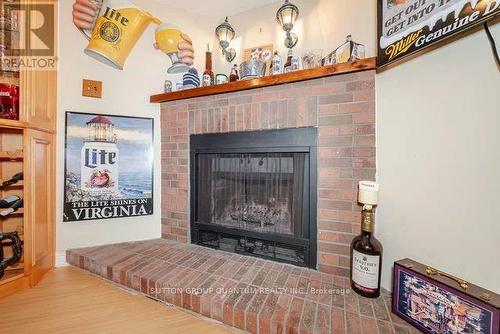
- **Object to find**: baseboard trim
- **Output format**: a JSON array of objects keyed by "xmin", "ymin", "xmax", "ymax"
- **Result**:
[{"xmin": 55, "ymin": 250, "xmax": 69, "ymax": 267}]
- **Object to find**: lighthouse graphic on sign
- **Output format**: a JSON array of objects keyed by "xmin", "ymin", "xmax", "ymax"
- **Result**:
[{"xmin": 80, "ymin": 116, "xmax": 120, "ymax": 195}]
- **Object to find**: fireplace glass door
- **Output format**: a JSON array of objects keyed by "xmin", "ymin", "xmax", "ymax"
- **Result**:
[
  {"xmin": 197, "ymin": 153, "xmax": 307, "ymax": 238},
  {"xmin": 190, "ymin": 128, "xmax": 317, "ymax": 268}
]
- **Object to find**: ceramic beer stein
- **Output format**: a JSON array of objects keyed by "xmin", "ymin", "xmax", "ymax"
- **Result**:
[{"xmin": 80, "ymin": 0, "xmax": 161, "ymax": 70}]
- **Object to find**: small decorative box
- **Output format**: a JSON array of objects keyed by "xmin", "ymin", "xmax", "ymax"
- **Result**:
[{"xmin": 393, "ymin": 259, "xmax": 499, "ymax": 334}]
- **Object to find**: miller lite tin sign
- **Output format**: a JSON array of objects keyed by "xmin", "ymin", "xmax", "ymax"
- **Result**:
[{"xmin": 64, "ymin": 112, "xmax": 154, "ymax": 222}]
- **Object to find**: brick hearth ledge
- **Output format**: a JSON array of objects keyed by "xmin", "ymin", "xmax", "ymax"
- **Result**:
[{"xmin": 67, "ymin": 240, "xmax": 416, "ymax": 334}]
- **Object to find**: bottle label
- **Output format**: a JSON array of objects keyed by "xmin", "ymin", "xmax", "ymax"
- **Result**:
[
  {"xmin": 202, "ymin": 74, "xmax": 212, "ymax": 86},
  {"xmin": 271, "ymin": 58, "xmax": 282, "ymax": 75},
  {"xmin": 352, "ymin": 250, "xmax": 380, "ymax": 290}
]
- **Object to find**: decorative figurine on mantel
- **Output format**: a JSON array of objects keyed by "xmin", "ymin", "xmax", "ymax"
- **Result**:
[
  {"xmin": 322, "ymin": 35, "xmax": 366, "ymax": 66},
  {"xmin": 182, "ymin": 68, "xmax": 201, "ymax": 89},
  {"xmin": 164, "ymin": 80, "xmax": 172, "ymax": 93}
]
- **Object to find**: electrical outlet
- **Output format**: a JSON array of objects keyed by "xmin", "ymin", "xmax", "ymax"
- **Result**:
[{"xmin": 82, "ymin": 79, "xmax": 102, "ymax": 98}]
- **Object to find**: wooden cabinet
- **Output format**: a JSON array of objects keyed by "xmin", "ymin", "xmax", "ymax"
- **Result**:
[
  {"xmin": 24, "ymin": 130, "xmax": 55, "ymax": 286},
  {"xmin": 22, "ymin": 71, "xmax": 57, "ymax": 131},
  {"xmin": 0, "ymin": 0, "xmax": 57, "ymax": 297},
  {"xmin": 0, "ymin": 128, "xmax": 55, "ymax": 298}
]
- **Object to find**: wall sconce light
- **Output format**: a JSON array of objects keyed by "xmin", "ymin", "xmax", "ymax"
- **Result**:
[
  {"xmin": 215, "ymin": 17, "xmax": 236, "ymax": 62},
  {"xmin": 276, "ymin": 0, "xmax": 299, "ymax": 49}
]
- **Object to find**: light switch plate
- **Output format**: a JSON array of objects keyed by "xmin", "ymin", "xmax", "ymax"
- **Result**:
[{"xmin": 82, "ymin": 79, "xmax": 102, "ymax": 98}]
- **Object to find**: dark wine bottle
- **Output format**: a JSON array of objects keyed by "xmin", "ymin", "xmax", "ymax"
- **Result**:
[
  {"xmin": 0, "ymin": 198, "xmax": 23, "ymax": 216},
  {"xmin": 1, "ymin": 172, "xmax": 23, "ymax": 188},
  {"xmin": 350, "ymin": 181, "xmax": 382, "ymax": 298},
  {"xmin": 0, "ymin": 195, "xmax": 21, "ymax": 209},
  {"xmin": 229, "ymin": 64, "xmax": 239, "ymax": 82}
]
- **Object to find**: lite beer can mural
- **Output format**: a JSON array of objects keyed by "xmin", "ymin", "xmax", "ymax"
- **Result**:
[
  {"xmin": 64, "ymin": 112, "xmax": 154, "ymax": 222},
  {"xmin": 377, "ymin": 0, "xmax": 500, "ymax": 67}
]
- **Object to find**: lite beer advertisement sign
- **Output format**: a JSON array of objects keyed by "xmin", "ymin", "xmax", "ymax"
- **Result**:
[
  {"xmin": 64, "ymin": 112, "xmax": 154, "ymax": 222},
  {"xmin": 378, "ymin": 0, "xmax": 500, "ymax": 67}
]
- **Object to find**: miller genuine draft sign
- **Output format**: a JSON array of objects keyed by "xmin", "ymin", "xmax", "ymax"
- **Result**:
[
  {"xmin": 64, "ymin": 112, "xmax": 153, "ymax": 222},
  {"xmin": 378, "ymin": 0, "xmax": 500, "ymax": 67}
]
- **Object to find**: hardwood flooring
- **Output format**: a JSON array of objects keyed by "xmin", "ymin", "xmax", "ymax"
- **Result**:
[{"xmin": 0, "ymin": 267, "xmax": 235, "ymax": 334}]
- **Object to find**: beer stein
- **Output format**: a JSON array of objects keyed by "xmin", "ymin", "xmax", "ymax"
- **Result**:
[
  {"xmin": 80, "ymin": 0, "xmax": 161, "ymax": 70},
  {"xmin": 155, "ymin": 23, "xmax": 190, "ymax": 74},
  {"xmin": 0, "ymin": 231, "xmax": 23, "ymax": 279}
]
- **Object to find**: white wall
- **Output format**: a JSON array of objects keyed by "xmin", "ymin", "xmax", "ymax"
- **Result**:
[
  {"xmin": 211, "ymin": 0, "xmax": 377, "ymax": 75},
  {"xmin": 377, "ymin": 25, "xmax": 500, "ymax": 293},
  {"xmin": 56, "ymin": 0, "xmax": 213, "ymax": 265},
  {"xmin": 208, "ymin": 0, "xmax": 500, "ymax": 293}
]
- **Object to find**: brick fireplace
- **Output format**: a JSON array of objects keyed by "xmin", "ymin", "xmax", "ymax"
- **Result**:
[{"xmin": 160, "ymin": 70, "xmax": 375, "ymax": 279}]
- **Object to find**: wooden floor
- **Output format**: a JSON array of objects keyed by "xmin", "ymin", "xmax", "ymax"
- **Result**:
[{"xmin": 0, "ymin": 267, "xmax": 236, "ymax": 334}]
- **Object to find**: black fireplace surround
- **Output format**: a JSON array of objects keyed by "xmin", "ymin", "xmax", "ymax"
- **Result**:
[{"xmin": 190, "ymin": 128, "xmax": 318, "ymax": 268}]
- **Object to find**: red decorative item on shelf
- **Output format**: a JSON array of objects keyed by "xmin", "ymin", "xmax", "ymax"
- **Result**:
[{"xmin": 0, "ymin": 83, "xmax": 19, "ymax": 120}]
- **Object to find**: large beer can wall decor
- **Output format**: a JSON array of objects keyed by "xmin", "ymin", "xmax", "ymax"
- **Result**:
[
  {"xmin": 64, "ymin": 112, "xmax": 154, "ymax": 222},
  {"xmin": 377, "ymin": 0, "xmax": 500, "ymax": 68}
]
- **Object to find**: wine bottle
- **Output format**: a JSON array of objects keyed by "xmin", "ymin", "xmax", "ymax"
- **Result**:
[
  {"xmin": 229, "ymin": 64, "xmax": 239, "ymax": 82},
  {"xmin": 350, "ymin": 181, "xmax": 382, "ymax": 298},
  {"xmin": 0, "ymin": 198, "xmax": 23, "ymax": 216},
  {"xmin": 270, "ymin": 51, "xmax": 282, "ymax": 75},
  {"xmin": 283, "ymin": 49, "xmax": 293, "ymax": 73},
  {"xmin": 1, "ymin": 172, "xmax": 23, "ymax": 188},
  {"xmin": 0, "ymin": 195, "xmax": 21, "ymax": 208}
]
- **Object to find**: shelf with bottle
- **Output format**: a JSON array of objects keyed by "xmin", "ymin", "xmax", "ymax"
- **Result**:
[
  {"xmin": 0, "ymin": 70, "xmax": 19, "ymax": 85},
  {"xmin": 151, "ymin": 57, "xmax": 376, "ymax": 103},
  {"xmin": 0, "ymin": 268, "xmax": 23, "ymax": 284},
  {"xmin": 0, "ymin": 184, "xmax": 24, "ymax": 284},
  {"xmin": 0, "ymin": 222, "xmax": 24, "ymax": 284},
  {"xmin": 0, "ymin": 149, "xmax": 22, "ymax": 160},
  {"xmin": 0, "ymin": 179, "xmax": 22, "ymax": 189},
  {"xmin": 0, "ymin": 119, "xmax": 27, "ymax": 129},
  {"xmin": 0, "ymin": 1, "xmax": 20, "ymax": 8}
]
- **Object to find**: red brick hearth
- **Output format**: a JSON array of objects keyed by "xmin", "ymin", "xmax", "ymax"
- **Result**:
[
  {"xmin": 67, "ymin": 240, "xmax": 415, "ymax": 334},
  {"xmin": 160, "ymin": 70, "xmax": 376, "ymax": 278}
]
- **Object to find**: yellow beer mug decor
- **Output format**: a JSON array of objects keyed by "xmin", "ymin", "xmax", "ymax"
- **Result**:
[{"xmin": 80, "ymin": 0, "xmax": 161, "ymax": 70}]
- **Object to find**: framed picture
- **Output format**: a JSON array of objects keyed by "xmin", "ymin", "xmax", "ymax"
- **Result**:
[
  {"xmin": 393, "ymin": 259, "xmax": 499, "ymax": 334},
  {"xmin": 243, "ymin": 44, "xmax": 274, "ymax": 70},
  {"xmin": 378, "ymin": 0, "xmax": 500, "ymax": 68},
  {"xmin": 63, "ymin": 112, "xmax": 154, "ymax": 222}
]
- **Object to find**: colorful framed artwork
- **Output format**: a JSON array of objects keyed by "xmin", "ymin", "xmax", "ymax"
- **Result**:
[
  {"xmin": 393, "ymin": 259, "xmax": 499, "ymax": 334},
  {"xmin": 378, "ymin": 0, "xmax": 500, "ymax": 67},
  {"xmin": 63, "ymin": 111, "xmax": 154, "ymax": 222},
  {"xmin": 243, "ymin": 44, "xmax": 274, "ymax": 71}
]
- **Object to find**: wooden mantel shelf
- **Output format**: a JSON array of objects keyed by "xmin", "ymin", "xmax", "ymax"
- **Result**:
[{"xmin": 150, "ymin": 57, "xmax": 376, "ymax": 103}]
